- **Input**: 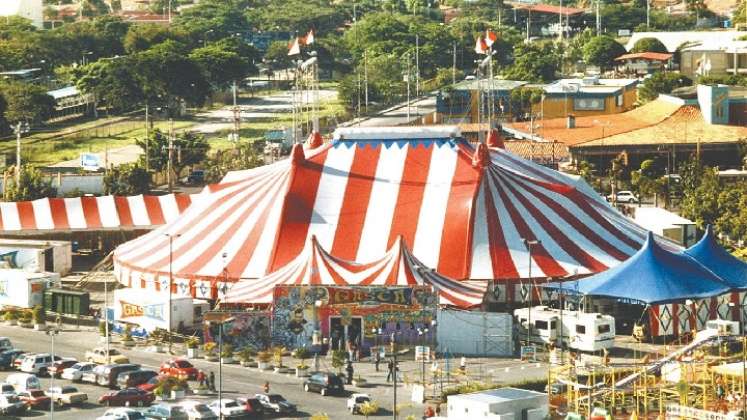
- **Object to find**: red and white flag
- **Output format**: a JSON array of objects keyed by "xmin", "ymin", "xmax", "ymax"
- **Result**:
[
  {"xmin": 485, "ymin": 30, "xmax": 498, "ymax": 48},
  {"xmin": 474, "ymin": 36, "xmax": 488, "ymax": 55},
  {"xmin": 304, "ymin": 29, "xmax": 315, "ymax": 45},
  {"xmin": 288, "ymin": 37, "xmax": 301, "ymax": 56}
]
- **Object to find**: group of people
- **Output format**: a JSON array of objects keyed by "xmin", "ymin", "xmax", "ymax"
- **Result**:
[{"xmin": 196, "ymin": 370, "xmax": 216, "ymax": 391}]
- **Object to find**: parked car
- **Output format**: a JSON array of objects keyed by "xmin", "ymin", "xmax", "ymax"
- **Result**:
[
  {"xmin": 207, "ymin": 399, "xmax": 246, "ymax": 418},
  {"xmin": 606, "ymin": 190, "xmax": 638, "ymax": 203},
  {"xmin": 0, "ymin": 337, "xmax": 12, "ymax": 353},
  {"xmin": 0, "ymin": 350, "xmax": 25, "ymax": 370},
  {"xmin": 0, "ymin": 383, "xmax": 16, "ymax": 396},
  {"xmin": 48, "ymin": 359, "xmax": 78, "ymax": 378},
  {"xmin": 97, "ymin": 364, "xmax": 141, "ymax": 388},
  {"xmin": 62, "ymin": 362, "xmax": 96, "ymax": 382},
  {"xmin": 180, "ymin": 400, "xmax": 219, "ymax": 419},
  {"xmin": 17, "ymin": 389, "xmax": 51, "ymax": 410},
  {"xmin": 303, "ymin": 372, "xmax": 345, "ymax": 396},
  {"xmin": 99, "ymin": 388, "xmax": 155, "ymax": 407},
  {"xmin": 138, "ymin": 375, "xmax": 164, "ymax": 393},
  {"xmin": 20, "ymin": 353, "xmax": 56, "ymax": 375},
  {"xmin": 96, "ymin": 408, "xmax": 147, "ymax": 420},
  {"xmin": 144, "ymin": 403, "xmax": 189, "ymax": 419},
  {"xmin": 117, "ymin": 369, "xmax": 159, "ymax": 389},
  {"xmin": 45, "ymin": 385, "xmax": 88, "ymax": 406},
  {"xmin": 254, "ymin": 393, "xmax": 296, "ymax": 414},
  {"xmin": 159, "ymin": 359, "xmax": 198, "ymax": 380},
  {"xmin": 347, "ymin": 393, "xmax": 372, "ymax": 414},
  {"xmin": 0, "ymin": 394, "xmax": 27, "ymax": 415},
  {"xmin": 14, "ymin": 353, "xmax": 33, "ymax": 370},
  {"xmin": 235, "ymin": 397, "xmax": 264, "ymax": 417},
  {"xmin": 86, "ymin": 347, "xmax": 130, "ymax": 364},
  {"xmin": 6, "ymin": 373, "xmax": 41, "ymax": 392}
]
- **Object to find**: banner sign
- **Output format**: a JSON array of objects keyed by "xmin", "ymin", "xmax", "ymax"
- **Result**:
[
  {"xmin": 327, "ymin": 287, "xmax": 414, "ymax": 306},
  {"xmin": 120, "ymin": 301, "xmax": 164, "ymax": 320},
  {"xmin": 80, "ymin": 153, "xmax": 101, "ymax": 171}
]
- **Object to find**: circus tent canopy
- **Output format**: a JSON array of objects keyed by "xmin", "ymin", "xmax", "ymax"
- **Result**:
[
  {"xmin": 223, "ymin": 235, "xmax": 487, "ymax": 308},
  {"xmin": 682, "ymin": 225, "xmax": 747, "ymax": 290},
  {"xmin": 544, "ymin": 232, "xmax": 731, "ymax": 305},
  {"xmin": 113, "ymin": 126, "xmax": 647, "ymax": 294}
]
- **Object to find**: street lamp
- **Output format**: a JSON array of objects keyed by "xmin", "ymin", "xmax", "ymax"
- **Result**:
[
  {"xmin": 47, "ymin": 328, "xmax": 60, "ymax": 420},
  {"xmin": 12, "ymin": 122, "xmax": 30, "ymax": 185},
  {"xmin": 165, "ymin": 232, "xmax": 181, "ymax": 354},
  {"xmin": 522, "ymin": 238, "xmax": 540, "ymax": 349},
  {"xmin": 213, "ymin": 316, "xmax": 235, "ymax": 416}
]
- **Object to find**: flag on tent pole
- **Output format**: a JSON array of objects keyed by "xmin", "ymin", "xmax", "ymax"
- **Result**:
[
  {"xmin": 485, "ymin": 30, "xmax": 498, "ymax": 47},
  {"xmin": 474, "ymin": 36, "xmax": 488, "ymax": 55},
  {"xmin": 288, "ymin": 37, "xmax": 301, "ymax": 55},
  {"xmin": 304, "ymin": 29, "xmax": 315, "ymax": 45}
]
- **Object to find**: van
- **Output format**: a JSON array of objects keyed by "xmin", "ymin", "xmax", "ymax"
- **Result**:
[
  {"xmin": 97, "ymin": 364, "xmax": 140, "ymax": 388},
  {"xmin": 5, "ymin": 374, "xmax": 40, "ymax": 392},
  {"xmin": 19, "ymin": 354, "xmax": 54, "ymax": 375},
  {"xmin": 116, "ymin": 369, "xmax": 158, "ymax": 389}
]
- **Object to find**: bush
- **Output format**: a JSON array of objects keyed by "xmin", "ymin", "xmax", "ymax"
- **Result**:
[
  {"xmin": 331, "ymin": 349, "xmax": 346, "ymax": 373},
  {"xmin": 4, "ymin": 310, "xmax": 18, "ymax": 321},
  {"xmin": 220, "ymin": 344, "xmax": 234, "ymax": 359},
  {"xmin": 123, "ymin": 324, "xmax": 133, "ymax": 341},
  {"xmin": 639, "ymin": 72, "xmax": 692, "ymax": 102},
  {"xmin": 238, "ymin": 347, "xmax": 255, "ymax": 362},
  {"xmin": 295, "ymin": 347, "xmax": 310, "ymax": 361},
  {"xmin": 186, "ymin": 336, "xmax": 200, "ymax": 349},
  {"xmin": 257, "ymin": 351, "xmax": 272, "ymax": 363},
  {"xmin": 32, "ymin": 305, "xmax": 45, "ymax": 325},
  {"xmin": 19, "ymin": 310, "xmax": 32, "ymax": 324},
  {"xmin": 99, "ymin": 321, "xmax": 109, "ymax": 337}
]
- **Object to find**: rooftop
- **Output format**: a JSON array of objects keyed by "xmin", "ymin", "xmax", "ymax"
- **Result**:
[
  {"xmin": 505, "ymin": 98, "xmax": 682, "ymax": 146},
  {"xmin": 449, "ymin": 387, "xmax": 546, "ymax": 404},
  {"xmin": 513, "ymin": 3, "xmax": 587, "ymax": 15},
  {"xmin": 503, "ymin": 139, "xmax": 570, "ymax": 161},
  {"xmin": 452, "ymin": 79, "xmax": 527, "ymax": 91},
  {"xmin": 615, "ymin": 52, "xmax": 673, "ymax": 62},
  {"xmin": 575, "ymin": 105, "xmax": 747, "ymax": 147},
  {"xmin": 543, "ymin": 78, "xmax": 638, "ymax": 95}
]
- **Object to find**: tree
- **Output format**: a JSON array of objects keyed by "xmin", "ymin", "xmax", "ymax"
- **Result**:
[
  {"xmin": 0, "ymin": 82, "xmax": 55, "ymax": 124},
  {"xmin": 80, "ymin": 0, "xmax": 110, "ymax": 18},
  {"xmin": 189, "ymin": 45, "xmax": 251, "ymax": 90},
  {"xmin": 103, "ymin": 163, "xmax": 151, "ymax": 195},
  {"xmin": 246, "ymin": 0, "xmax": 346, "ymax": 34},
  {"xmin": 263, "ymin": 40, "xmax": 294, "ymax": 72},
  {"xmin": 508, "ymin": 87, "xmax": 543, "ymax": 116},
  {"xmin": 630, "ymin": 37, "xmax": 668, "ymax": 54},
  {"xmin": 4, "ymin": 165, "xmax": 56, "ymax": 201},
  {"xmin": 173, "ymin": 0, "xmax": 251, "ymax": 43},
  {"xmin": 583, "ymin": 35, "xmax": 626, "ymax": 71},
  {"xmin": 638, "ymin": 72, "xmax": 692, "ymax": 102},
  {"xmin": 576, "ymin": 160, "xmax": 596, "ymax": 183},
  {"xmin": 680, "ymin": 165, "xmax": 721, "ymax": 229},
  {"xmin": 75, "ymin": 57, "xmax": 145, "ymax": 113},
  {"xmin": 123, "ymin": 24, "xmax": 187, "ymax": 54},
  {"xmin": 503, "ymin": 42, "xmax": 559, "ymax": 82},
  {"xmin": 631, "ymin": 159, "xmax": 662, "ymax": 204},
  {"xmin": 203, "ymin": 142, "xmax": 264, "ymax": 183},
  {"xmin": 136, "ymin": 129, "xmax": 210, "ymax": 178}
]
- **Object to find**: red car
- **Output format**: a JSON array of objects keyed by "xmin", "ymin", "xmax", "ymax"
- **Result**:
[
  {"xmin": 48, "ymin": 359, "xmax": 78, "ymax": 378},
  {"xmin": 98, "ymin": 388, "xmax": 154, "ymax": 407},
  {"xmin": 17, "ymin": 390, "xmax": 51, "ymax": 410},
  {"xmin": 137, "ymin": 375, "xmax": 163, "ymax": 393},
  {"xmin": 159, "ymin": 359, "xmax": 197, "ymax": 380}
]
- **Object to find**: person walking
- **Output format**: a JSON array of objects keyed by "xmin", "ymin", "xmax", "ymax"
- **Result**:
[
  {"xmin": 386, "ymin": 360, "xmax": 394, "ymax": 382},
  {"xmin": 208, "ymin": 371, "xmax": 216, "ymax": 392},
  {"xmin": 345, "ymin": 359, "xmax": 354, "ymax": 385},
  {"xmin": 263, "ymin": 381, "xmax": 270, "ymax": 393},
  {"xmin": 196, "ymin": 370, "xmax": 206, "ymax": 388},
  {"xmin": 374, "ymin": 349, "xmax": 381, "ymax": 372}
]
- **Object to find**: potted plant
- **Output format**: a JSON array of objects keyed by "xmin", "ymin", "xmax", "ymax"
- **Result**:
[
  {"xmin": 19, "ymin": 310, "xmax": 33, "ymax": 328},
  {"xmin": 170, "ymin": 378, "xmax": 188, "ymax": 399},
  {"xmin": 272, "ymin": 347, "xmax": 284, "ymax": 373},
  {"xmin": 352, "ymin": 374, "xmax": 367, "ymax": 387},
  {"xmin": 204, "ymin": 342, "xmax": 218, "ymax": 362},
  {"xmin": 122, "ymin": 324, "xmax": 135, "ymax": 347},
  {"xmin": 186, "ymin": 337, "xmax": 200, "ymax": 359},
  {"xmin": 257, "ymin": 350, "xmax": 272, "ymax": 370},
  {"xmin": 238, "ymin": 347, "xmax": 255, "ymax": 367},
  {"xmin": 359, "ymin": 400, "xmax": 379, "ymax": 419},
  {"xmin": 4, "ymin": 309, "xmax": 18, "ymax": 326},
  {"xmin": 220, "ymin": 344, "xmax": 235, "ymax": 364},
  {"xmin": 331, "ymin": 349, "xmax": 346, "ymax": 374},
  {"xmin": 32, "ymin": 305, "xmax": 46, "ymax": 331},
  {"xmin": 294, "ymin": 347, "xmax": 310, "ymax": 377}
]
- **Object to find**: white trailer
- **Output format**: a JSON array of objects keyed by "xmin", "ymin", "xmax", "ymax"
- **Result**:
[
  {"xmin": 112, "ymin": 288, "xmax": 195, "ymax": 332},
  {"xmin": 513, "ymin": 306, "xmax": 615, "ymax": 352},
  {"xmin": 0, "ymin": 270, "xmax": 60, "ymax": 309},
  {"xmin": 0, "ymin": 239, "xmax": 72, "ymax": 276}
]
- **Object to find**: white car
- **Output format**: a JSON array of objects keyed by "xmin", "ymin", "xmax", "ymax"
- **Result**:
[
  {"xmin": 347, "ymin": 393, "xmax": 373, "ymax": 414},
  {"xmin": 96, "ymin": 407, "xmax": 146, "ymax": 420},
  {"xmin": 20, "ymin": 353, "xmax": 55, "ymax": 375},
  {"xmin": 207, "ymin": 399, "xmax": 246, "ymax": 418},
  {"xmin": 180, "ymin": 400, "xmax": 219, "ymax": 419},
  {"xmin": 607, "ymin": 190, "xmax": 638, "ymax": 203},
  {"xmin": 62, "ymin": 362, "xmax": 96, "ymax": 382},
  {"xmin": 0, "ymin": 383, "xmax": 16, "ymax": 396}
]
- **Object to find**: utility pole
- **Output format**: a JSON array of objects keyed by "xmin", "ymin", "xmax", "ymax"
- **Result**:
[
  {"xmin": 646, "ymin": 0, "xmax": 650, "ymax": 29},
  {"xmin": 415, "ymin": 35, "xmax": 420, "ymax": 123},
  {"xmin": 596, "ymin": 0, "xmax": 601, "ymax": 35},
  {"xmin": 452, "ymin": 42, "xmax": 457, "ymax": 86},
  {"xmin": 406, "ymin": 53, "xmax": 411, "ymax": 123},
  {"xmin": 167, "ymin": 119, "xmax": 174, "ymax": 193},
  {"xmin": 559, "ymin": 0, "xmax": 563, "ymax": 42},
  {"xmin": 47, "ymin": 329, "xmax": 60, "ymax": 420},
  {"xmin": 144, "ymin": 103, "xmax": 150, "ymax": 171},
  {"xmin": 232, "ymin": 80, "xmax": 240, "ymax": 143},
  {"xmin": 364, "ymin": 51, "xmax": 369, "ymax": 114},
  {"xmin": 526, "ymin": 9, "xmax": 531, "ymax": 43},
  {"xmin": 13, "ymin": 122, "xmax": 29, "ymax": 185}
]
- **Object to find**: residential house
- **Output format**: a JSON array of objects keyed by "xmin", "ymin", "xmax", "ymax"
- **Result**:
[{"xmin": 534, "ymin": 77, "xmax": 639, "ymax": 119}]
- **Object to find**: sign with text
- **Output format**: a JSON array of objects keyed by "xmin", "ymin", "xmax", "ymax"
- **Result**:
[
  {"xmin": 327, "ymin": 287, "xmax": 414, "ymax": 306},
  {"xmin": 120, "ymin": 301, "xmax": 164, "ymax": 320}
]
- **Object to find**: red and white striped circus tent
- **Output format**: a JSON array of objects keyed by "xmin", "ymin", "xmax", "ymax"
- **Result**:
[
  {"xmin": 222, "ymin": 235, "xmax": 487, "ymax": 308},
  {"xmin": 113, "ymin": 126, "xmax": 648, "ymax": 300},
  {"xmin": 0, "ymin": 194, "xmax": 191, "ymax": 232}
]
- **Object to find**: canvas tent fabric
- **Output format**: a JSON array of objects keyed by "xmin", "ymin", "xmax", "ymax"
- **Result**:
[
  {"xmin": 0, "ymin": 194, "xmax": 191, "ymax": 232},
  {"xmin": 113, "ymin": 126, "xmax": 647, "ymax": 293},
  {"xmin": 682, "ymin": 225, "xmax": 747, "ymax": 290},
  {"xmin": 222, "ymin": 235, "xmax": 487, "ymax": 308},
  {"xmin": 544, "ymin": 232, "xmax": 731, "ymax": 304}
]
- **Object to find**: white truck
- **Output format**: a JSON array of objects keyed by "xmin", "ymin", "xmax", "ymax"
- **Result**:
[
  {"xmin": 112, "ymin": 288, "xmax": 196, "ymax": 332},
  {"xmin": 514, "ymin": 306, "xmax": 616, "ymax": 352},
  {"xmin": 0, "ymin": 270, "xmax": 60, "ymax": 309}
]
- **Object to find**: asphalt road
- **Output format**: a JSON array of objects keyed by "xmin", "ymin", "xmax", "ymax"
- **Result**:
[{"xmin": 0, "ymin": 325, "xmax": 547, "ymax": 420}]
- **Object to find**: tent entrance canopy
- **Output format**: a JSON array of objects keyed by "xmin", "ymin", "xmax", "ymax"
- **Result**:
[{"xmin": 543, "ymin": 232, "xmax": 731, "ymax": 305}]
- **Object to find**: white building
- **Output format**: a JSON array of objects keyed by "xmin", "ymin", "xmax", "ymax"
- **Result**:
[
  {"xmin": 0, "ymin": 0, "xmax": 44, "ymax": 29},
  {"xmin": 446, "ymin": 388, "xmax": 548, "ymax": 420}
]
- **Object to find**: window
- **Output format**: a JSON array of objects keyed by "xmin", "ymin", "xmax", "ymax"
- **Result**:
[
  {"xmin": 576, "ymin": 325, "xmax": 586, "ymax": 334},
  {"xmin": 573, "ymin": 98, "xmax": 605, "ymax": 111},
  {"xmin": 616, "ymin": 94, "xmax": 623, "ymax": 107},
  {"xmin": 535, "ymin": 320, "xmax": 549, "ymax": 330},
  {"xmin": 598, "ymin": 324, "xmax": 611, "ymax": 334},
  {"xmin": 550, "ymin": 321, "xmax": 557, "ymax": 330}
]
